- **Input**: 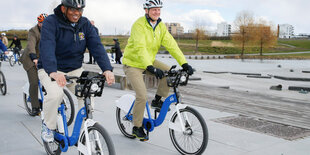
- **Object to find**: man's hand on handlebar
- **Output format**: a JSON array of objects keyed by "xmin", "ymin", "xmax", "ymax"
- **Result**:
[
  {"xmin": 103, "ymin": 70, "xmax": 115, "ymax": 85},
  {"xmin": 182, "ymin": 63, "xmax": 194, "ymax": 75},
  {"xmin": 50, "ymin": 72, "xmax": 66, "ymax": 87},
  {"xmin": 147, "ymin": 65, "xmax": 164, "ymax": 79}
]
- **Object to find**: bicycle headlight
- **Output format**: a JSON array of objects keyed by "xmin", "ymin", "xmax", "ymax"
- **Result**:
[
  {"xmin": 180, "ymin": 75, "xmax": 186, "ymax": 83},
  {"xmin": 90, "ymin": 83, "xmax": 99, "ymax": 92}
]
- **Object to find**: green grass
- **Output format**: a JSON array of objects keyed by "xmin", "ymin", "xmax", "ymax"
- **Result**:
[{"xmin": 278, "ymin": 40, "xmax": 310, "ymax": 49}]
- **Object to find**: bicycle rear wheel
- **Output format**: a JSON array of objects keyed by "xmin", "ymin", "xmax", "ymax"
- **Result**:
[
  {"xmin": 0, "ymin": 71, "xmax": 7, "ymax": 95},
  {"xmin": 169, "ymin": 106, "xmax": 208, "ymax": 155},
  {"xmin": 79, "ymin": 123, "xmax": 115, "ymax": 155},
  {"xmin": 62, "ymin": 89, "xmax": 75, "ymax": 126},
  {"xmin": 116, "ymin": 107, "xmax": 135, "ymax": 139},
  {"xmin": 23, "ymin": 89, "xmax": 74, "ymax": 126},
  {"xmin": 9, "ymin": 55, "xmax": 15, "ymax": 67}
]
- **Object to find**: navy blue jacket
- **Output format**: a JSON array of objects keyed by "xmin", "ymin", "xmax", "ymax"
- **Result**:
[
  {"xmin": 0, "ymin": 40, "xmax": 7, "ymax": 52},
  {"xmin": 38, "ymin": 5, "xmax": 112, "ymax": 75}
]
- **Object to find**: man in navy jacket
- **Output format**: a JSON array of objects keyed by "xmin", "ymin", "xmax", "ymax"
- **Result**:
[{"xmin": 38, "ymin": 0, "xmax": 115, "ymax": 142}]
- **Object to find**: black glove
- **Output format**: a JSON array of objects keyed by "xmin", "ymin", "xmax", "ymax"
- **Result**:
[
  {"xmin": 146, "ymin": 65, "xmax": 164, "ymax": 79},
  {"xmin": 182, "ymin": 63, "xmax": 194, "ymax": 75}
]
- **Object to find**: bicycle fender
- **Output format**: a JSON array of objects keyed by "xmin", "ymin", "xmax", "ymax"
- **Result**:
[
  {"xmin": 22, "ymin": 82, "xmax": 29, "ymax": 94},
  {"xmin": 116, "ymin": 94, "xmax": 135, "ymax": 113},
  {"xmin": 84, "ymin": 119, "xmax": 97, "ymax": 127},
  {"xmin": 77, "ymin": 119, "xmax": 97, "ymax": 154},
  {"xmin": 168, "ymin": 104, "xmax": 188, "ymax": 132}
]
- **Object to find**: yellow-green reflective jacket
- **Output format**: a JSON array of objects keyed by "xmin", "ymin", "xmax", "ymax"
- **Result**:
[{"xmin": 123, "ymin": 16, "xmax": 187, "ymax": 69}]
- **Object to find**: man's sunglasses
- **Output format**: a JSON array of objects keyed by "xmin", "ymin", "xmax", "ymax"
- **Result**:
[{"xmin": 68, "ymin": 7, "xmax": 84, "ymax": 12}]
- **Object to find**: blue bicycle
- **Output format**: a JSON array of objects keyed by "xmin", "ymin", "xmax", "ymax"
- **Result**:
[
  {"xmin": 116, "ymin": 66, "xmax": 208, "ymax": 155},
  {"xmin": 9, "ymin": 50, "xmax": 21, "ymax": 67},
  {"xmin": 0, "ymin": 51, "xmax": 10, "ymax": 62},
  {"xmin": 43, "ymin": 71, "xmax": 115, "ymax": 155},
  {"xmin": 22, "ymin": 80, "xmax": 75, "ymax": 126}
]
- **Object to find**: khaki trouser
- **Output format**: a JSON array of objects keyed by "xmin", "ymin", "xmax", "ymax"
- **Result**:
[
  {"xmin": 38, "ymin": 68, "xmax": 84, "ymax": 130},
  {"xmin": 123, "ymin": 60, "xmax": 170, "ymax": 127}
]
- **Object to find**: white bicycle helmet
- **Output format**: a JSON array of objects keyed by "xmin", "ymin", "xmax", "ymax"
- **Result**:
[
  {"xmin": 1, "ymin": 32, "xmax": 6, "ymax": 36},
  {"xmin": 143, "ymin": 0, "xmax": 163, "ymax": 9}
]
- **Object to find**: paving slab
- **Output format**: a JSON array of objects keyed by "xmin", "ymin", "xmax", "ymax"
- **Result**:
[{"xmin": 1, "ymin": 57, "xmax": 310, "ymax": 155}]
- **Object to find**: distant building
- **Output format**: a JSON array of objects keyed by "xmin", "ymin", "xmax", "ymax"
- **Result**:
[
  {"xmin": 216, "ymin": 22, "xmax": 231, "ymax": 36},
  {"xmin": 165, "ymin": 23, "xmax": 184, "ymax": 36},
  {"xmin": 279, "ymin": 24, "xmax": 294, "ymax": 38}
]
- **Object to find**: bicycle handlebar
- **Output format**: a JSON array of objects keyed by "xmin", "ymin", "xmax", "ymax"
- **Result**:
[{"xmin": 165, "ymin": 65, "xmax": 191, "ymax": 87}]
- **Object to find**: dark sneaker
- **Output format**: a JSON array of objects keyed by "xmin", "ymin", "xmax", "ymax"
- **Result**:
[
  {"xmin": 31, "ymin": 107, "xmax": 41, "ymax": 116},
  {"xmin": 132, "ymin": 126, "xmax": 148, "ymax": 141},
  {"xmin": 151, "ymin": 100, "xmax": 170, "ymax": 111}
]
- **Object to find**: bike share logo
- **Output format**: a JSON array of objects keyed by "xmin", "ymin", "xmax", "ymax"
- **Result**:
[
  {"xmin": 170, "ymin": 96, "xmax": 174, "ymax": 102},
  {"xmin": 79, "ymin": 32, "xmax": 85, "ymax": 41},
  {"xmin": 81, "ymin": 109, "xmax": 85, "ymax": 115}
]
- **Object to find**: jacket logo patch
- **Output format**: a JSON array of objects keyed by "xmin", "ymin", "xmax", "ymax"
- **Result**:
[{"xmin": 79, "ymin": 32, "xmax": 85, "ymax": 41}]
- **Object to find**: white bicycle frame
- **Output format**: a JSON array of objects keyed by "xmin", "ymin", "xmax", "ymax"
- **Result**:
[{"xmin": 77, "ymin": 119, "xmax": 104, "ymax": 155}]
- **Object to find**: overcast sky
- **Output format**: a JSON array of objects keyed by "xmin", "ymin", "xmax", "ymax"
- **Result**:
[{"xmin": 1, "ymin": 0, "xmax": 309, "ymax": 35}]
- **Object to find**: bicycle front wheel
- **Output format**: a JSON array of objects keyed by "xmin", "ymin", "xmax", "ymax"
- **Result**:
[
  {"xmin": 0, "ymin": 71, "xmax": 7, "ymax": 95},
  {"xmin": 79, "ymin": 123, "xmax": 115, "ymax": 155},
  {"xmin": 62, "ymin": 89, "xmax": 75, "ymax": 126},
  {"xmin": 17, "ymin": 54, "xmax": 21, "ymax": 65},
  {"xmin": 116, "ymin": 107, "xmax": 135, "ymax": 139},
  {"xmin": 23, "ymin": 92, "xmax": 35, "ymax": 116},
  {"xmin": 9, "ymin": 55, "xmax": 15, "ymax": 67},
  {"xmin": 43, "ymin": 139, "xmax": 61, "ymax": 155},
  {"xmin": 169, "ymin": 106, "xmax": 208, "ymax": 155}
]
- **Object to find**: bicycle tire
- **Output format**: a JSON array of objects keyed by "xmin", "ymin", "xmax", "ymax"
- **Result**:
[
  {"xmin": 169, "ymin": 106, "xmax": 208, "ymax": 155},
  {"xmin": 23, "ymin": 89, "xmax": 74, "ymax": 126},
  {"xmin": 116, "ymin": 107, "xmax": 135, "ymax": 139},
  {"xmin": 23, "ymin": 93, "xmax": 35, "ymax": 116},
  {"xmin": 0, "ymin": 71, "xmax": 7, "ymax": 95},
  {"xmin": 9, "ymin": 55, "xmax": 14, "ymax": 67},
  {"xmin": 43, "ymin": 138, "xmax": 62, "ymax": 155},
  {"xmin": 63, "ymin": 89, "xmax": 75, "ymax": 126},
  {"xmin": 17, "ymin": 55, "xmax": 21, "ymax": 65},
  {"xmin": 79, "ymin": 123, "xmax": 116, "ymax": 155}
]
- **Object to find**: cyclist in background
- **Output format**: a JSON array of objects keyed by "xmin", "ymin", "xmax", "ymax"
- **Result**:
[
  {"xmin": 20, "ymin": 13, "xmax": 48, "ymax": 116},
  {"xmin": 112, "ymin": 38, "xmax": 122, "ymax": 64},
  {"xmin": 0, "ymin": 39, "xmax": 8, "ymax": 61},
  {"xmin": 122, "ymin": 0, "xmax": 194, "ymax": 141},
  {"xmin": 8, "ymin": 35, "xmax": 22, "ymax": 57},
  {"xmin": 37, "ymin": 0, "xmax": 114, "ymax": 143},
  {"xmin": 1, "ymin": 33, "xmax": 9, "ymax": 47}
]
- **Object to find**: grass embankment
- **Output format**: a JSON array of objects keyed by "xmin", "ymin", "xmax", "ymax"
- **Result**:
[{"xmin": 19, "ymin": 37, "xmax": 310, "ymax": 59}]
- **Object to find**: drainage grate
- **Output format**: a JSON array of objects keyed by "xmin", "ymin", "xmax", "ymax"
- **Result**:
[{"xmin": 213, "ymin": 116, "xmax": 310, "ymax": 140}]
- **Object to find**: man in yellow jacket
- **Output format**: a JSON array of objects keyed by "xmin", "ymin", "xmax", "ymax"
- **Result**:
[{"xmin": 123, "ymin": 0, "xmax": 194, "ymax": 141}]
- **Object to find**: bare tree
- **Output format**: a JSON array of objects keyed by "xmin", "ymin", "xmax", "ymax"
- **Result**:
[
  {"xmin": 254, "ymin": 19, "xmax": 278, "ymax": 56},
  {"xmin": 192, "ymin": 19, "xmax": 207, "ymax": 54},
  {"xmin": 232, "ymin": 11, "xmax": 255, "ymax": 57}
]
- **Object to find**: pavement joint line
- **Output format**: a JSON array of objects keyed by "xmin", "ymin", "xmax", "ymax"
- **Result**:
[
  {"xmin": 17, "ymin": 104, "xmax": 25, "ymax": 110},
  {"xmin": 143, "ymin": 140, "xmax": 177, "ymax": 153},
  {"xmin": 209, "ymin": 138, "xmax": 250, "ymax": 152},
  {"xmin": 20, "ymin": 121, "xmax": 43, "ymax": 147}
]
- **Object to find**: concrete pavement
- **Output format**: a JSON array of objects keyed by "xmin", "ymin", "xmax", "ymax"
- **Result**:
[{"xmin": 0, "ymin": 60, "xmax": 310, "ymax": 155}]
